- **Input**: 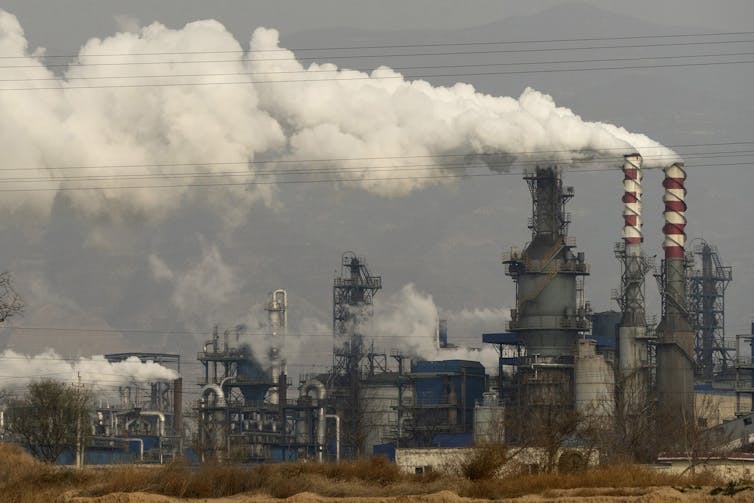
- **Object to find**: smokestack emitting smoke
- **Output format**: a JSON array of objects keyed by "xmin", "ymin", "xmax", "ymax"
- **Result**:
[
  {"xmin": 0, "ymin": 10, "xmax": 678, "ymax": 222},
  {"xmin": 622, "ymin": 154, "xmax": 643, "ymax": 253},
  {"xmin": 617, "ymin": 154, "xmax": 650, "ymax": 414},
  {"xmin": 0, "ymin": 349, "xmax": 179, "ymax": 391}
]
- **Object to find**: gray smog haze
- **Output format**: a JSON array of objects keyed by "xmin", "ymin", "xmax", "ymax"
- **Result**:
[{"xmin": 0, "ymin": 1, "xmax": 752, "ymax": 392}]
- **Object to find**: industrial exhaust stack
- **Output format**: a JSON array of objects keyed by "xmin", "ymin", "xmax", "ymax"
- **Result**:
[
  {"xmin": 266, "ymin": 289, "xmax": 288, "ymax": 405},
  {"xmin": 615, "ymin": 154, "xmax": 652, "ymax": 414},
  {"xmin": 656, "ymin": 162, "xmax": 695, "ymax": 437}
]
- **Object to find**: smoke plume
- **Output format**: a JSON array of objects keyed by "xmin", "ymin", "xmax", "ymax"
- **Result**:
[
  {"xmin": 0, "ymin": 9, "xmax": 677, "ymax": 222},
  {"xmin": 0, "ymin": 349, "xmax": 178, "ymax": 393},
  {"xmin": 368, "ymin": 284, "xmax": 502, "ymax": 371}
]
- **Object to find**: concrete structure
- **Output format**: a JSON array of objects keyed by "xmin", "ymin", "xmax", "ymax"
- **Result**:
[
  {"xmin": 473, "ymin": 392, "xmax": 505, "ymax": 444},
  {"xmin": 361, "ymin": 376, "xmax": 403, "ymax": 455},
  {"xmin": 574, "ymin": 338, "xmax": 614, "ymax": 417},
  {"xmin": 395, "ymin": 446, "xmax": 598, "ymax": 475},
  {"xmin": 657, "ymin": 454, "xmax": 754, "ymax": 481},
  {"xmin": 695, "ymin": 388, "xmax": 746, "ymax": 428}
]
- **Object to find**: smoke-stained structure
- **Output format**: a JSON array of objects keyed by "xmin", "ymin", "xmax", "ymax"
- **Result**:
[
  {"xmin": 656, "ymin": 163, "xmax": 695, "ymax": 428},
  {"xmin": 504, "ymin": 166, "xmax": 590, "ymax": 408}
]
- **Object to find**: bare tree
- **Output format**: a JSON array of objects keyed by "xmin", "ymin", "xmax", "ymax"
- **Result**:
[
  {"xmin": 5, "ymin": 379, "xmax": 91, "ymax": 462},
  {"xmin": 507, "ymin": 404, "xmax": 582, "ymax": 473},
  {"xmin": 0, "ymin": 271, "xmax": 23, "ymax": 322}
]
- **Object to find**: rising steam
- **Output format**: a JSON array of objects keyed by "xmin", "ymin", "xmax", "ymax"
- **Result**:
[
  {"xmin": 0, "ymin": 10, "xmax": 677, "ymax": 221},
  {"xmin": 0, "ymin": 349, "xmax": 178, "ymax": 392},
  {"xmin": 367, "ymin": 284, "xmax": 502, "ymax": 371}
]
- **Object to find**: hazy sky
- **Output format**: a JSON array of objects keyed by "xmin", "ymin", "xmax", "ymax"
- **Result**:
[{"xmin": 0, "ymin": 1, "xmax": 752, "ymax": 392}]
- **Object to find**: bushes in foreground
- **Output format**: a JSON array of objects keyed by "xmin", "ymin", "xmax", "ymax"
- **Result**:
[{"xmin": 0, "ymin": 442, "xmax": 735, "ymax": 501}]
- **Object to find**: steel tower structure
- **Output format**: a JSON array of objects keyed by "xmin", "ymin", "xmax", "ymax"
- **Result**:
[
  {"xmin": 504, "ymin": 166, "xmax": 590, "ymax": 408},
  {"xmin": 688, "ymin": 241, "xmax": 733, "ymax": 381},
  {"xmin": 332, "ymin": 253, "xmax": 382, "ymax": 377},
  {"xmin": 330, "ymin": 252, "xmax": 382, "ymax": 457}
]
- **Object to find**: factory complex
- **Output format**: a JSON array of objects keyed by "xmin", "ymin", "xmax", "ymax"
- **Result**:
[{"xmin": 2, "ymin": 156, "xmax": 752, "ymax": 469}]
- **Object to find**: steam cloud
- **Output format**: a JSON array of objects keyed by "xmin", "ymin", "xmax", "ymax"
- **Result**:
[
  {"xmin": 368, "ymin": 284, "xmax": 502, "ymax": 371},
  {"xmin": 0, "ymin": 10, "xmax": 677, "ymax": 221},
  {"xmin": 0, "ymin": 349, "xmax": 178, "ymax": 392}
]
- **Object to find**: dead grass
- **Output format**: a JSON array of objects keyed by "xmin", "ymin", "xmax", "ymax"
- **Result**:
[
  {"xmin": 458, "ymin": 463, "xmax": 723, "ymax": 499},
  {"xmin": 0, "ymin": 442, "xmax": 731, "ymax": 501},
  {"xmin": 0, "ymin": 443, "xmax": 94, "ymax": 503}
]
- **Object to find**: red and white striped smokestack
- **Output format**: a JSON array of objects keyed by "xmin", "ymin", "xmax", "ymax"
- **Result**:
[
  {"xmin": 622, "ymin": 154, "xmax": 643, "ymax": 256},
  {"xmin": 662, "ymin": 162, "xmax": 687, "ymax": 259}
]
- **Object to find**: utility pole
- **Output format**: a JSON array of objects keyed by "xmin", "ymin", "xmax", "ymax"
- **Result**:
[{"xmin": 76, "ymin": 372, "xmax": 84, "ymax": 469}]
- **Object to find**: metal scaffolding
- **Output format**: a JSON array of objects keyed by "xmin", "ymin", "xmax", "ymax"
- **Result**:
[{"xmin": 687, "ymin": 240, "xmax": 733, "ymax": 381}]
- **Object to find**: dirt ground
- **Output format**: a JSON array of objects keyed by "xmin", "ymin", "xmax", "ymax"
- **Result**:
[{"xmin": 63, "ymin": 487, "xmax": 754, "ymax": 503}]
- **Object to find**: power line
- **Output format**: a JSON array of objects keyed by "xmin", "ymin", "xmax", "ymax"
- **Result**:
[
  {"xmin": 6, "ymin": 29, "xmax": 754, "ymax": 59},
  {"xmin": 4, "ymin": 38, "xmax": 753, "ymax": 69},
  {"xmin": 3, "ymin": 50, "xmax": 752, "ymax": 83},
  {"xmin": 1, "ymin": 152, "xmax": 751, "ymax": 185},
  {"xmin": 0, "ymin": 140, "xmax": 748, "ymax": 173},
  {"xmin": 3, "ymin": 58, "xmax": 753, "ymax": 91},
  {"xmin": 0, "ymin": 159, "xmax": 749, "ymax": 194}
]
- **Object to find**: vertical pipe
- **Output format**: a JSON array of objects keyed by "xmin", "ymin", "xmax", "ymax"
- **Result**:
[
  {"xmin": 173, "ymin": 378, "xmax": 183, "ymax": 435},
  {"xmin": 267, "ymin": 289, "xmax": 287, "ymax": 405},
  {"xmin": 327, "ymin": 414, "xmax": 341, "ymax": 462},
  {"xmin": 750, "ymin": 323, "xmax": 754, "ymax": 412}
]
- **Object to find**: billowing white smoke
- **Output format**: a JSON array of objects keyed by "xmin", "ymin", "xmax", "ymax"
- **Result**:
[
  {"xmin": 166, "ymin": 245, "xmax": 240, "ymax": 331},
  {"xmin": 367, "ymin": 284, "xmax": 502, "ymax": 372},
  {"xmin": 151, "ymin": 246, "xmax": 288, "ymax": 365},
  {"xmin": 0, "ymin": 349, "xmax": 178, "ymax": 392},
  {"xmin": 0, "ymin": 9, "xmax": 677, "ymax": 221}
]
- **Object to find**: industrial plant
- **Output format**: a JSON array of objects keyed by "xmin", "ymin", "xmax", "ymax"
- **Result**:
[{"xmin": 2, "ymin": 156, "xmax": 753, "ymax": 467}]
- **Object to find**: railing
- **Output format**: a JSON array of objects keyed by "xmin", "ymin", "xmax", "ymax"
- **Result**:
[
  {"xmin": 508, "ymin": 316, "xmax": 589, "ymax": 331},
  {"xmin": 333, "ymin": 277, "xmax": 382, "ymax": 289}
]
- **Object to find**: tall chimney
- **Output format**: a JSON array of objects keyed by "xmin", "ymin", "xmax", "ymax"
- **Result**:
[
  {"xmin": 656, "ymin": 162, "xmax": 695, "ymax": 444},
  {"xmin": 266, "ymin": 289, "xmax": 287, "ymax": 405},
  {"xmin": 662, "ymin": 163, "xmax": 687, "ymax": 260},
  {"xmin": 617, "ymin": 154, "xmax": 650, "ymax": 415}
]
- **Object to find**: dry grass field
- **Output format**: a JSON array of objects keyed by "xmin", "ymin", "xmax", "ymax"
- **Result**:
[{"xmin": 1, "ymin": 443, "xmax": 752, "ymax": 502}]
